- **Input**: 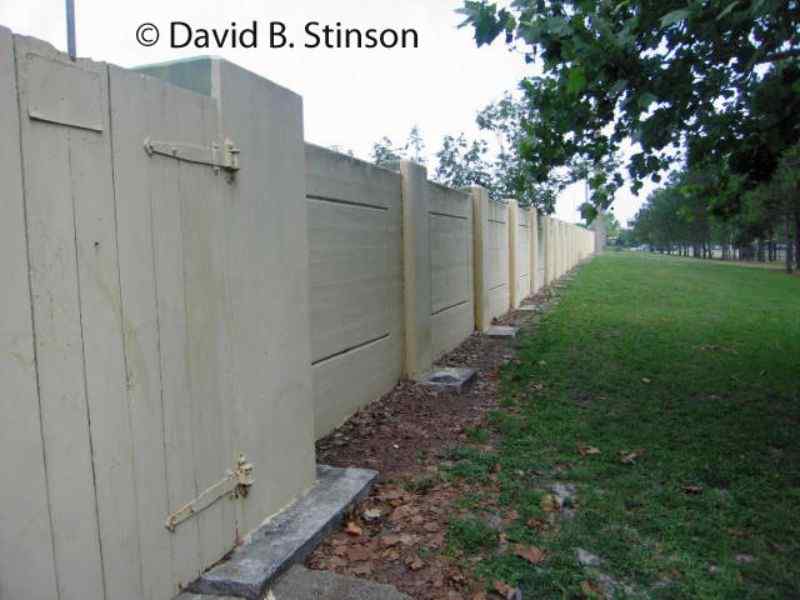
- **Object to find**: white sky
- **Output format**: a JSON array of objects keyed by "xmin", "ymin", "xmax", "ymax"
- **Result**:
[{"xmin": 0, "ymin": 0, "xmax": 649, "ymax": 225}]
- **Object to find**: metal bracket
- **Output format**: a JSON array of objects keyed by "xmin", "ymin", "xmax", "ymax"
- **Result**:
[
  {"xmin": 165, "ymin": 454, "xmax": 254, "ymax": 532},
  {"xmin": 144, "ymin": 137, "xmax": 240, "ymax": 174}
]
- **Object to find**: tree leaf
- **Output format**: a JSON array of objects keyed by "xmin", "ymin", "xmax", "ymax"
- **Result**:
[
  {"xmin": 567, "ymin": 66, "xmax": 587, "ymax": 95},
  {"xmin": 514, "ymin": 544, "xmax": 546, "ymax": 564},
  {"xmin": 344, "ymin": 521, "xmax": 363, "ymax": 536}
]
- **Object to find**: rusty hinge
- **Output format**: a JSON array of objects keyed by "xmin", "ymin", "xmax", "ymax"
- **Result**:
[
  {"xmin": 144, "ymin": 137, "xmax": 240, "ymax": 174},
  {"xmin": 165, "ymin": 453, "xmax": 254, "ymax": 532}
]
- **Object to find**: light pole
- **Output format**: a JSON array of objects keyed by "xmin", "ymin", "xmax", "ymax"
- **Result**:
[{"xmin": 66, "ymin": 0, "xmax": 76, "ymax": 59}]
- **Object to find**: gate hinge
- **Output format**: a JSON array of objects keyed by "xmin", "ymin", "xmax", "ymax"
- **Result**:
[
  {"xmin": 144, "ymin": 137, "xmax": 240, "ymax": 174},
  {"xmin": 165, "ymin": 453, "xmax": 254, "ymax": 532}
]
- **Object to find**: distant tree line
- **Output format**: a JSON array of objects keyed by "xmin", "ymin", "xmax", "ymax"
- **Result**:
[{"xmin": 629, "ymin": 146, "xmax": 800, "ymax": 272}]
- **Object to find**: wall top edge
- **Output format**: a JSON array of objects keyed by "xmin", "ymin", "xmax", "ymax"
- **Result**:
[{"xmin": 305, "ymin": 142, "xmax": 402, "ymax": 178}]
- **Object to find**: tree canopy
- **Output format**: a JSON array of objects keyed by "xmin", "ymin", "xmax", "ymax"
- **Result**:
[{"xmin": 458, "ymin": 0, "xmax": 800, "ymax": 218}]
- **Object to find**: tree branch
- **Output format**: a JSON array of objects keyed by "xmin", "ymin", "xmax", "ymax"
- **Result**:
[{"xmin": 757, "ymin": 48, "xmax": 800, "ymax": 64}]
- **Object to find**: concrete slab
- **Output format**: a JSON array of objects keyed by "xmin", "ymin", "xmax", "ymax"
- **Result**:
[
  {"xmin": 175, "ymin": 595, "xmax": 241, "ymax": 600},
  {"xmin": 186, "ymin": 465, "xmax": 377, "ymax": 599},
  {"xmin": 484, "ymin": 325, "xmax": 518, "ymax": 338},
  {"xmin": 268, "ymin": 565, "xmax": 411, "ymax": 600},
  {"xmin": 418, "ymin": 367, "xmax": 477, "ymax": 393}
]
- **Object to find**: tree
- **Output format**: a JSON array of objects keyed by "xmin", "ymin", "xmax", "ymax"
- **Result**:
[
  {"xmin": 458, "ymin": 0, "xmax": 800, "ymax": 214},
  {"xmin": 371, "ymin": 136, "xmax": 405, "ymax": 167},
  {"xmin": 371, "ymin": 126, "xmax": 430, "ymax": 168},
  {"xmin": 475, "ymin": 92, "xmax": 570, "ymax": 211},
  {"xmin": 433, "ymin": 133, "xmax": 494, "ymax": 190}
]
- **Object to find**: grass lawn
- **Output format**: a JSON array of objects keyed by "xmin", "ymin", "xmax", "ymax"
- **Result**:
[{"xmin": 446, "ymin": 252, "xmax": 800, "ymax": 599}]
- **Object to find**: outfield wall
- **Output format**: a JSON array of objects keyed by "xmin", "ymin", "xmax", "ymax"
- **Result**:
[{"xmin": 0, "ymin": 26, "xmax": 596, "ymax": 600}]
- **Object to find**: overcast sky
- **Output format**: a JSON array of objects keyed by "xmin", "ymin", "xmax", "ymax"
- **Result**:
[{"xmin": 0, "ymin": 0, "xmax": 651, "ymax": 225}]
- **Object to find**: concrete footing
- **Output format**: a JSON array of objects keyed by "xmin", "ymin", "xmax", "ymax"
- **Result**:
[
  {"xmin": 184, "ymin": 465, "xmax": 377, "ymax": 599},
  {"xmin": 516, "ymin": 305, "xmax": 540, "ymax": 312},
  {"xmin": 484, "ymin": 325, "xmax": 518, "ymax": 338},
  {"xmin": 269, "ymin": 565, "xmax": 411, "ymax": 600},
  {"xmin": 418, "ymin": 367, "xmax": 477, "ymax": 393}
]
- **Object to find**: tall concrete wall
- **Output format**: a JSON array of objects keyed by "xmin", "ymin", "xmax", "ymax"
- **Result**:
[
  {"xmin": 0, "ymin": 26, "xmax": 596, "ymax": 600},
  {"xmin": 306, "ymin": 145, "xmax": 404, "ymax": 438},
  {"xmin": 427, "ymin": 182, "xmax": 474, "ymax": 362}
]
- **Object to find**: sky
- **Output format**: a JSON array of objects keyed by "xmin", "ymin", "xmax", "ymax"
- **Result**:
[{"xmin": 0, "ymin": 0, "xmax": 651, "ymax": 225}]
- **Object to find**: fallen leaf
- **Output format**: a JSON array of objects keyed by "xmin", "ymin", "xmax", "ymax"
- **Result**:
[
  {"xmin": 352, "ymin": 563, "xmax": 372, "ymax": 576},
  {"xmin": 577, "ymin": 443, "xmax": 601, "ymax": 456},
  {"xmin": 381, "ymin": 535, "xmax": 401, "ymax": 547},
  {"xmin": 405, "ymin": 555, "xmax": 425, "ymax": 571},
  {"xmin": 683, "ymin": 485, "xmax": 704, "ymax": 495},
  {"xmin": 540, "ymin": 493, "xmax": 561, "ymax": 512},
  {"xmin": 493, "ymin": 581, "xmax": 515, "ymax": 598},
  {"xmin": 642, "ymin": 377, "xmax": 652, "ymax": 384},
  {"xmin": 424, "ymin": 521, "xmax": 440, "ymax": 532},
  {"xmin": 619, "ymin": 448, "xmax": 645, "ymax": 464},
  {"xmin": 449, "ymin": 570, "xmax": 466, "ymax": 584},
  {"xmin": 347, "ymin": 545, "xmax": 371, "ymax": 561},
  {"xmin": 390, "ymin": 504, "xmax": 417, "ymax": 522},
  {"xmin": 383, "ymin": 548, "xmax": 400, "ymax": 561},
  {"xmin": 526, "ymin": 517, "xmax": 547, "ymax": 531},
  {"xmin": 580, "ymin": 579, "xmax": 603, "ymax": 597},
  {"xmin": 344, "ymin": 522, "xmax": 363, "ymax": 537},
  {"xmin": 514, "ymin": 544, "xmax": 546, "ymax": 564}
]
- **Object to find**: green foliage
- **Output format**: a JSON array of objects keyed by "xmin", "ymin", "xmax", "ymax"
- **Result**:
[
  {"xmin": 447, "ymin": 516, "xmax": 498, "ymax": 554},
  {"xmin": 458, "ymin": 0, "xmax": 800, "ymax": 215},
  {"xmin": 433, "ymin": 133, "xmax": 494, "ymax": 191},
  {"xmin": 370, "ymin": 125, "xmax": 427, "ymax": 167}
]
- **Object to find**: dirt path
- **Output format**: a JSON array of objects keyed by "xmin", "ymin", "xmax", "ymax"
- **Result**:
[{"xmin": 307, "ymin": 288, "xmax": 559, "ymax": 600}]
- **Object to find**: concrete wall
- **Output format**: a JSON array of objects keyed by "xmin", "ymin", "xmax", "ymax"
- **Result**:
[
  {"xmin": 306, "ymin": 145, "xmax": 404, "ymax": 438},
  {"xmin": 0, "ymin": 26, "xmax": 596, "ymax": 600},
  {"xmin": 509, "ymin": 202, "xmax": 536, "ymax": 307},
  {"xmin": 428, "ymin": 183, "xmax": 474, "ymax": 361}
]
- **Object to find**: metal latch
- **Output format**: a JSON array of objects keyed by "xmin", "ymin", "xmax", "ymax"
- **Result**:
[
  {"xmin": 165, "ymin": 454, "xmax": 254, "ymax": 532},
  {"xmin": 144, "ymin": 137, "xmax": 240, "ymax": 174}
]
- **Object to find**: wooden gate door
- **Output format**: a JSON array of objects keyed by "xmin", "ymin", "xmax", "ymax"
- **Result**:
[{"xmin": 108, "ymin": 64, "xmax": 244, "ymax": 599}]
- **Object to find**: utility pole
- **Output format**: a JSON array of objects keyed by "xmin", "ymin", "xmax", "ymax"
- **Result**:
[{"xmin": 66, "ymin": 0, "xmax": 76, "ymax": 59}]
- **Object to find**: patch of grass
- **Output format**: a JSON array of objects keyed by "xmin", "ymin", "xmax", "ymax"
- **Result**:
[
  {"xmin": 444, "ymin": 446, "xmax": 497, "ymax": 483},
  {"xmin": 465, "ymin": 425, "xmax": 491, "ymax": 444},
  {"xmin": 448, "ymin": 253, "xmax": 800, "ymax": 598},
  {"xmin": 447, "ymin": 517, "xmax": 498, "ymax": 555}
]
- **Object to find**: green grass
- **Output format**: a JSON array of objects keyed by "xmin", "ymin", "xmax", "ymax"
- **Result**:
[{"xmin": 448, "ymin": 253, "xmax": 800, "ymax": 599}]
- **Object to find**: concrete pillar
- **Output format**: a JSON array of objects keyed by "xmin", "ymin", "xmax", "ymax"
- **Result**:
[
  {"xmin": 400, "ymin": 160, "xmax": 433, "ymax": 378},
  {"xmin": 593, "ymin": 210, "xmax": 608, "ymax": 252},
  {"xmin": 471, "ymin": 186, "xmax": 491, "ymax": 331}
]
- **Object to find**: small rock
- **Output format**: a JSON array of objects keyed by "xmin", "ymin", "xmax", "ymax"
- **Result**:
[
  {"xmin": 549, "ymin": 483, "xmax": 577, "ymax": 506},
  {"xmin": 576, "ymin": 548, "xmax": 602, "ymax": 567},
  {"xmin": 363, "ymin": 508, "xmax": 383, "ymax": 522}
]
